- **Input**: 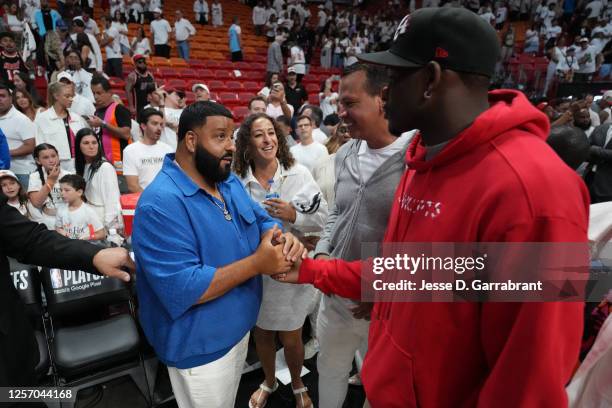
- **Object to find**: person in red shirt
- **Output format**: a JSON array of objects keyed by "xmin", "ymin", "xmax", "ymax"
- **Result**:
[{"xmin": 276, "ymin": 8, "xmax": 590, "ymax": 408}]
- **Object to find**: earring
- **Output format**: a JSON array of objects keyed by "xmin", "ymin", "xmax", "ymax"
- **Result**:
[{"xmin": 424, "ymin": 90, "xmax": 431, "ymax": 98}]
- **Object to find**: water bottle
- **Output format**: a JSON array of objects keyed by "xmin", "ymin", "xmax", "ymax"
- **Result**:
[
  {"xmin": 106, "ymin": 216, "xmax": 125, "ymax": 247},
  {"xmin": 265, "ymin": 179, "xmax": 280, "ymax": 200}
]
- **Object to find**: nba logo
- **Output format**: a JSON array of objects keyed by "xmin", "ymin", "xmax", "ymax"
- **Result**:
[{"xmin": 50, "ymin": 269, "xmax": 63, "ymax": 289}]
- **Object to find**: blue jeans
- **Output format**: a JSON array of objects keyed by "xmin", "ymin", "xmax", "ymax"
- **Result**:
[
  {"xmin": 333, "ymin": 53, "xmax": 343, "ymax": 68},
  {"xmin": 177, "ymin": 41, "xmax": 190, "ymax": 61}
]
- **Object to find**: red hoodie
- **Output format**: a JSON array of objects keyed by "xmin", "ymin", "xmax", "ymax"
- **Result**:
[{"xmin": 298, "ymin": 90, "xmax": 590, "ymax": 407}]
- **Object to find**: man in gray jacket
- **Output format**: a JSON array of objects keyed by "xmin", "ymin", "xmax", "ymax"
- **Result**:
[
  {"xmin": 313, "ymin": 63, "xmax": 414, "ymax": 408},
  {"xmin": 267, "ymin": 32, "xmax": 285, "ymax": 75}
]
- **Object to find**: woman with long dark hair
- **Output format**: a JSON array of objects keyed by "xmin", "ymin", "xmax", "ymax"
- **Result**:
[
  {"xmin": 74, "ymin": 128, "xmax": 123, "ymax": 232},
  {"xmin": 234, "ymin": 113, "xmax": 327, "ymax": 408}
]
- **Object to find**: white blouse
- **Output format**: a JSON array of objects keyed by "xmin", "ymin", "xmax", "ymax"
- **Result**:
[{"xmin": 84, "ymin": 161, "xmax": 123, "ymax": 229}]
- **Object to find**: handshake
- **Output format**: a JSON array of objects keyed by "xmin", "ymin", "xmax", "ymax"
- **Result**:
[{"xmin": 250, "ymin": 225, "xmax": 305, "ymax": 283}]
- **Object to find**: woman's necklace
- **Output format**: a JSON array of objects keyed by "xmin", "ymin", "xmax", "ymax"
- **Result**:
[{"xmin": 207, "ymin": 186, "xmax": 232, "ymax": 221}]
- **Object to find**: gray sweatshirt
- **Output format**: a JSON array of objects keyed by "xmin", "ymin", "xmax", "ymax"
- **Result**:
[
  {"xmin": 267, "ymin": 41, "xmax": 283, "ymax": 73},
  {"xmin": 314, "ymin": 135, "xmax": 411, "ymax": 261}
]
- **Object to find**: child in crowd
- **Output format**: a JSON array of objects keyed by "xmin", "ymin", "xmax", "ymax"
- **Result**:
[
  {"xmin": 27, "ymin": 144, "xmax": 72, "ymax": 229},
  {"xmin": 0, "ymin": 170, "xmax": 35, "ymax": 218},
  {"xmin": 55, "ymin": 174, "xmax": 106, "ymax": 241}
]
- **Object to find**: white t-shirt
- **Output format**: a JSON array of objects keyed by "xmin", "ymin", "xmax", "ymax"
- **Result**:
[
  {"xmin": 290, "ymin": 46, "xmax": 306, "ymax": 74},
  {"xmin": 312, "ymin": 128, "xmax": 328, "ymax": 144},
  {"xmin": 266, "ymin": 103, "xmax": 294, "ymax": 119},
  {"xmin": 104, "ymin": 26, "xmax": 122, "ymax": 59},
  {"xmin": 122, "ymin": 141, "xmax": 173, "ymax": 190},
  {"xmin": 576, "ymin": 45, "xmax": 598, "ymax": 73},
  {"xmin": 357, "ymin": 131, "xmax": 414, "ymax": 183},
  {"xmin": 27, "ymin": 167, "xmax": 71, "ymax": 208},
  {"xmin": 175, "ymin": 18, "xmax": 196, "ymax": 42},
  {"xmin": 151, "ymin": 18, "xmax": 172, "ymax": 45},
  {"xmin": 55, "ymin": 202, "xmax": 104, "ymax": 239},
  {"xmin": 0, "ymin": 107, "xmax": 36, "ymax": 174},
  {"xmin": 319, "ymin": 92, "xmax": 338, "ymax": 119},
  {"xmin": 479, "ymin": 11, "xmax": 495, "ymax": 24},
  {"xmin": 290, "ymin": 141, "xmax": 329, "ymax": 174},
  {"xmin": 546, "ymin": 25, "xmax": 562, "ymax": 40},
  {"xmin": 132, "ymin": 37, "xmax": 151, "ymax": 55},
  {"xmin": 586, "ymin": 0, "xmax": 603, "ymax": 18},
  {"xmin": 318, "ymin": 10, "xmax": 328, "ymax": 27}
]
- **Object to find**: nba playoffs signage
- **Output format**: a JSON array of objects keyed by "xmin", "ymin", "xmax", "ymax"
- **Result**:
[{"xmin": 41, "ymin": 268, "xmax": 125, "ymax": 304}]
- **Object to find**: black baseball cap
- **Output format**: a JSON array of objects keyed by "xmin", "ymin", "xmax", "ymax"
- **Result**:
[{"xmin": 358, "ymin": 8, "xmax": 500, "ymax": 78}]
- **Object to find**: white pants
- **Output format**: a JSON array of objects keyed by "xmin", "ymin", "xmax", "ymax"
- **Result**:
[
  {"xmin": 167, "ymin": 333, "xmax": 249, "ymax": 408},
  {"xmin": 317, "ymin": 295, "xmax": 369, "ymax": 408}
]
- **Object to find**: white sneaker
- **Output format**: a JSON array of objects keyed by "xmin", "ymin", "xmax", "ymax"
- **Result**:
[{"xmin": 303, "ymin": 338, "xmax": 319, "ymax": 360}]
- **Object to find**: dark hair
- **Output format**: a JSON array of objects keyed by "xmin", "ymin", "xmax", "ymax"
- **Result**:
[
  {"xmin": 299, "ymin": 104, "xmax": 323, "ymax": 126},
  {"xmin": 0, "ymin": 81, "xmax": 12, "ymax": 94},
  {"xmin": 76, "ymin": 32, "xmax": 93, "ymax": 48},
  {"xmin": 233, "ymin": 113, "xmax": 295, "ymax": 178},
  {"xmin": 547, "ymin": 126, "xmax": 590, "ymax": 170},
  {"xmin": 323, "ymin": 113, "xmax": 340, "ymax": 126},
  {"xmin": 63, "ymin": 47, "xmax": 84, "ymax": 67},
  {"xmin": 33, "ymin": 143, "xmax": 59, "ymax": 202},
  {"xmin": 74, "ymin": 128, "xmax": 106, "ymax": 180},
  {"xmin": 264, "ymin": 72, "xmax": 279, "ymax": 88},
  {"xmin": 91, "ymin": 74, "xmax": 111, "ymax": 91},
  {"xmin": 59, "ymin": 174, "xmax": 87, "ymax": 202},
  {"xmin": 275, "ymin": 115, "xmax": 292, "ymax": 127},
  {"xmin": 248, "ymin": 96, "xmax": 267, "ymax": 110},
  {"xmin": 138, "ymin": 107, "xmax": 164, "ymax": 124},
  {"xmin": 0, "ymin": 31, "xmax": 15, "ymax": 41},
  {"xmin": 177, "ymin": 101, "xmax": 233, "ymax": 142},
  {"xmin": 342, "ymin": 63, "xmax": 389, "ymax": 96},
  {"xmin": 296, "ymin": 114, "xmax": 312, "ymax": 125},
  {"xmin": 72, "ymin": 19, "xmax": 85, "ymax": 28},
  {"xmin": 0, "ymin": 173, "xmax": 30, "ymax": 217}
]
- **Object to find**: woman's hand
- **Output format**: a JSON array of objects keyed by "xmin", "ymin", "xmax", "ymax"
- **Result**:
[
  {"xmin": 264, "ymin": 198, "xmax": 297, "ymax": 223},
  {"xmin": 47, "ymin": 164, "xmax": 61, "ymax": 185}
]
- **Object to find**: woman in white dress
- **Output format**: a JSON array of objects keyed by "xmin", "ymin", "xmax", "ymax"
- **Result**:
[
  {"xmin": 318, "ymin": 78, "xmax": 338, "ymax": 120},
  {"xmin": 234, "ymin": 113, "xmax": 327, "ymax": 408},
  {"xmin": 74, "ymin": 128, "xmax": 123, "ymax": 233}
]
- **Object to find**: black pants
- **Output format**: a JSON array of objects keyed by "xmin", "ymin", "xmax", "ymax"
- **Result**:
[
  {"xmin": 231, "ymin": 50, "xmax": 243, "ymax": 62},
  {"xmin": 105, "ymin": 58, "xmax": 123, "ymax": 78},
  {"xmin": 155, "ymin": 44, "xmax": 171, "ymax": 58}
]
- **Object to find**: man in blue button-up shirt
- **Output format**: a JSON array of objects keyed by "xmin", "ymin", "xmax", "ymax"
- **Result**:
[{"xmin": 133, "ymin": 101, "xmax": 306, "ymax": 408}]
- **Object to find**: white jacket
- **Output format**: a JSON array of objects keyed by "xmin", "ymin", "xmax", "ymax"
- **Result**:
[
  {"xmin": 35, "ymin": 107, "xmax": 89, "ymax": 163},
  {"xmin": 240, "ymin": 159, "xmax": 328, "ymax": 235}
]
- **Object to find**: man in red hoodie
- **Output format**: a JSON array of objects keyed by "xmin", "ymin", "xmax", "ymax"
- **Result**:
[{"xmin": 275, "ymin": 7, "xmax": 590, "ymax": 408}]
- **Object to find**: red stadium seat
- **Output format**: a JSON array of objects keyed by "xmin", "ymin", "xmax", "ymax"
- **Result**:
[
  {"xmin": 208, "ymin": 80, "xmax": 228, "ymax": 92},
  {"xmin": 197, "ymin": 69, "xmax": 216, "ymax": 79},
  {"xmin": 242, "ymin": 81, "xmax": 260, "ymax": 92},
  {"xmin": 226, "ymin": 81, "xmax": 243, "ymax": 90},
  {"xmin": 204, "ymin": 60, "xmax": 221, "ymax": 69},
  {"xmin": 305, "ymin": 83, "xmax": 319, "ymax": 93},
  {"xmin": 215, "ymin": 70, "xmax": 233, "ymax": 80},
  {"xmin": 238, "ymin": 92, "xmax": 256, "ymax": 104},
  {"xmin": 308, "ymin": 94, "xmax": 319, "ymax": 105},
  {"xmin": 109, "ymin": 77, "xmax": 125, "ymax": 89},
  {"xmin": 233, "ymin": 106, "xmax": 250, "ymax": 122},
  {"xmin": 219, "ymin": 92, "xmax": 239, "ymax": 106},
  {"xmin": 217, "ymin": 61, "xmax": 234, "ymax": 69},
  {"xmin": 180, "ymin": 69, "xmax": 197, "ymax": 79},
  {"xmin": 166, "ymin": 79, "xmax": 187, "ymax": 89}
]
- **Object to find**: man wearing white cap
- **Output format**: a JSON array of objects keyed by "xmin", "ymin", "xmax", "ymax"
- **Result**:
[
  {"xmin": 57, "ymin": 72, "xmax": 96, "ymax": 118},
  {"xmin": 575, "ymin": 37, "xmax": 599, "ymax": 81},
  {"xmin": 192, "ymin": 83, "xmax": 211, "ymax": 102},
  {"xmin": 151, "ymin": 8, "xmax": 172, "ymax": 58}
]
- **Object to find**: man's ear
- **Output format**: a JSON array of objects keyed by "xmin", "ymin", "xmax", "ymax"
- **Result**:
[
  {"xmin": 185, "ymin": 131, "xmax": 197, "ymax": 154},
  {"xmin": 423, "ymin": 61, "xmax": 442, "ymax": 100}
]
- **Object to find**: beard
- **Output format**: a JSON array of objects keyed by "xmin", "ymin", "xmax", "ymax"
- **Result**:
[{"xmin": 195, "ymin": 143, "xmax": 232, "ymax": 183}]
